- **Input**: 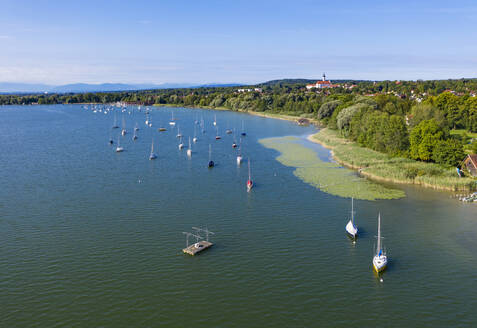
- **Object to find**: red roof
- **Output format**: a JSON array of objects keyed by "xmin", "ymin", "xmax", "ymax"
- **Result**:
[
  {"xmin": 316, "ymin": 81, "xmax": 332, "ymax": 84},
  {"xmin": 468, "ymin": 154, "xmax": 477, "ymax": 167}
]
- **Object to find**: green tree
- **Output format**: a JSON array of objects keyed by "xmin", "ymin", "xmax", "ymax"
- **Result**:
[
  {"xmin": 432, "ymin": 139, "xmax": 465, "ymax": 166},
  {"xmin": 409, "ymin": 119, "xmax": 448, "ymax": 161}
]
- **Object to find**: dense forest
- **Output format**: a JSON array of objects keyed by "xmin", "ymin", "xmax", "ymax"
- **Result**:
[{"xmin": 2, "ymin": 78, "xmax": 477, "ymax": 168}]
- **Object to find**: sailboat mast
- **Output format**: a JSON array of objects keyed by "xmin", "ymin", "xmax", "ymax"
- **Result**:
[
  {"xmin": 151, "ymin": 138, "xmax": 154, "ymax": 153},
  {"xmin": 351, "ymin": 197, "xmax": 354, "ymax": 225},
  {"xmin": 377, "ymin": 213, "xmax": 381, "ymax": 254},
  {"xmin": 248, "ymin": 158, "xmax": 251, "ymax": 180},
  {"xmin": 209, "ymin": 144, "xmax": 212, "ymax": 161}
]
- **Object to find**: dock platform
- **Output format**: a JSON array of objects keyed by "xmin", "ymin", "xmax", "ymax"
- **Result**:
[{"xmin": 182, "ymin": 241, "xmax": 213, "ymax": 255}]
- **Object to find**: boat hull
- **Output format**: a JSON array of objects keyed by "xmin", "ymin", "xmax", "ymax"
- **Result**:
[
  {"xmin": 373, "ymin": 255, "xmax": 388, "ymax": 272},
  {"xmin": 345, "ymin": 220, "xmax": 358, "ymax": 239}
]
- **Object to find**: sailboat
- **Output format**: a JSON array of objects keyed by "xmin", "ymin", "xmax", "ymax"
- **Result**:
[
  {"xmin": 109, "ymin": 131, "xmax": 114, "ymax": 145},
  {"xmin": 345, "ymin": 198, "xmax": 358, "ymax": 239},
  {"xmin": 187, "ymin": 137, "xmax": 192, "ymax": 157},
  {"xmin": 237, "ymin": 139, "xmax": 243, "ymax": 165},
  {"xmin": 247, "ymin": 158, "xmax": 253, "ymax": 191},
  {"xmin": 193, "ymin": 124, "xmax": 198, "ymax": 143},
  {"xmin": 215, "ymin": 126, "xmax": 221, "ymax": 140},
  {"xmin": 178, "ymin": 136, "xmax": 184, "ymax": 149},
  {"xmin": 132, "ymin": 128, "xmax": 138, "ymax": 141},
  {"xmin": 169, "ymin": 111, "xmax": 176, "ymax": 126},
  {"xmin": 201, "ymin": 117, "xmax": 205, "ymax": 134},
  {"xmin": 241, "ymin": 120, "xmax": 246, "ymax": 136},
  {"xmin": 145, "ymin": 113, "xmax": 150, "ymax": 125},
  {"xmin": 237, "ymin": 146, "xmax": 243, "ymax": 165},
  {"xmin": 115, "ymin": 135, "xmax": 124, "ymax": 152},
  {"xmin": 134, "ymin": 123, "xmax": 139, "ymax": 131},
  {"xmin": 112, "ymin": 113, "xmax": 119, "ymax": 129},
  {"xmin": 149, "ymin": 138, "xmax": 157, "ymax": 160},
  {"xmin": 372, "ymin": 213, "xmax": 388, "ymax": 273},
  {"xmin": 208, "ymin": 144, "xmax": 214, "ymax": 168},
  {"xmin": 213, "ymin": 114, "xmax": 217, "ymax": 126},
  {"xmin": 176, "ymin": 126, "xmax": 182, "ymax": 138},
  {"xmin": 121, "ymin": 117, "xmax": 127, "ymax": 136},
  {"xmin": 232, "ymin": 129, "xmax": 237, "ymax": 148}
]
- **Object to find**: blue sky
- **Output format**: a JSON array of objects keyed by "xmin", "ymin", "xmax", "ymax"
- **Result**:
[{"xmin": 1, "ymin": 0, "xmax": 476, "ymax": 84}]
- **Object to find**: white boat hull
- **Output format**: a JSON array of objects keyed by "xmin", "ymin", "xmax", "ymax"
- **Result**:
[
  {"xmin": 373, "ymin": 255, "xmax": 387, "ymax": 272},
  {"xmin": 345, "ymin": 220, "xmax": 358, "ymax": 238}
]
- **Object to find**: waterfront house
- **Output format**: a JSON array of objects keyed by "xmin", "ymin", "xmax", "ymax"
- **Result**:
[{"xmin": 463, "ymin": 154, "xmax": 477, "ymax": 177}]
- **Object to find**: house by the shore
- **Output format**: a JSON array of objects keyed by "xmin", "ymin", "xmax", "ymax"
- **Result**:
[{"xmin": 463, "ymin": 154, "xmax": 477, "ymax": 177}]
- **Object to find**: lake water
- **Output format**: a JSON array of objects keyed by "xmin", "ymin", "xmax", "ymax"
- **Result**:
[{"xmin": 1, "ymin": 104, "xmax": 476, "ymax": 327}]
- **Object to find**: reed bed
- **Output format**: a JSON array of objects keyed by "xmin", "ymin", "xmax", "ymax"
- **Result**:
[{"xmin": 311, "ymin": 129, "xmax": 477, "ymax": 192}]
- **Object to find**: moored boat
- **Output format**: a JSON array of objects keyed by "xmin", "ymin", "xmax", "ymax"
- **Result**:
[
  {"xmin": 345, "ymin": 198, "xmax": 358, "ymax": 240},
  {"xmin": 372, "ymin": 213, "xmax": 388, "ymax": 273}
]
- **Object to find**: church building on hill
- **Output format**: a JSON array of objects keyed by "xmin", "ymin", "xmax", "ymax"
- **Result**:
[{"xmin": 306, "ymin": 73, "xmax": 336, "ymax": 90}]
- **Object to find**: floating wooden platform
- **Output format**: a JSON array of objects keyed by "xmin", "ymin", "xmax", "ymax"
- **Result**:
[{"xmin": 182, "ymin": 241, "xmax": 213, "ymax": 255}]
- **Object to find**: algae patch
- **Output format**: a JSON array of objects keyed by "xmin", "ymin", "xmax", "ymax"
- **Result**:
[{"xmin": 260, "ymin": 136, "xmax": 405, "ymax": 200}]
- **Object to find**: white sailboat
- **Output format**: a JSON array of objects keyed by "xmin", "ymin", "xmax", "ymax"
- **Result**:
[
  {"xmin": 237, "ymin": 140, "xmax": 243, "ymax": 165},
  {"xmin": 115, "ymin": 135, "xmax": 124, "ymax": 152},
  {"xmin": 178, "ymin": 136, "xmax": 184, "ymax": 149},
  {"xmin": 213, "ymin": 114, "xmax": 217, "ymax": 126},
  {"xmin": 187, "ymin": 137, "xmax": 192, "ymax": 157},
  {"xmin": 345, "ymin": 198, "xmax": 358, "ymax": 239},
  {"xmin": 176, "ymin": 126, "xmax": 182, "ymax": 138},
  {"xmin": 112, "ymin": 112, "xmax": 119, "ymax": 129},
  {"xmin": 121, "ymin": 117, "xmax": 127, "ymax": 136},
  {"xmin": 169, "ymin": 111, "xmax": 176, "ymax": 126},
  {"xmin": 193, "ymin": 124, "xmax": 198, "ymax": 143},
  {"xmin": 149, "ymin": 138, "xmax": 157, "ymax": 160},
  {"xmin": 372, "ymin": 213, "xmax": 388, "ymax": 273}
]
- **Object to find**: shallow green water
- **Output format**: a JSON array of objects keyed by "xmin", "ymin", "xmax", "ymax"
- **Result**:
[
  {"xmin": 260, "ymin": 136, "xmax": 405, "ymax": 200},
  {"xmin": 1, "ymin": 105, "xmax": 476, "ymax": 327}
]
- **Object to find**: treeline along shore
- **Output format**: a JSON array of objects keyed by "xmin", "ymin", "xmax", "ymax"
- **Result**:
[{"xmin": 2, "ymin": 78, "xmax": 477, "ymax": 191}]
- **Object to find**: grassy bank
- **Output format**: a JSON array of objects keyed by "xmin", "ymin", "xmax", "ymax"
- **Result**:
[{"xmin": 310, "ymin": 128, "xmax": 477, "ymax": 192}]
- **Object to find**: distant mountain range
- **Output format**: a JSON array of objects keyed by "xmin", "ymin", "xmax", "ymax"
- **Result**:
[{"xmin": 0, "ymin": 82, "xmax": 243, "ymax": 94}]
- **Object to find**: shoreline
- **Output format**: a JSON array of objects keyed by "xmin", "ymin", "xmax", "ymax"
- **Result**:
[
  {"xmin": 308, "ymin": 129, "xmax": 477, "ymax": 192},
  {"xmin": 153, "ymin": 103, "xmax": 322, "ymax": 126}
]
